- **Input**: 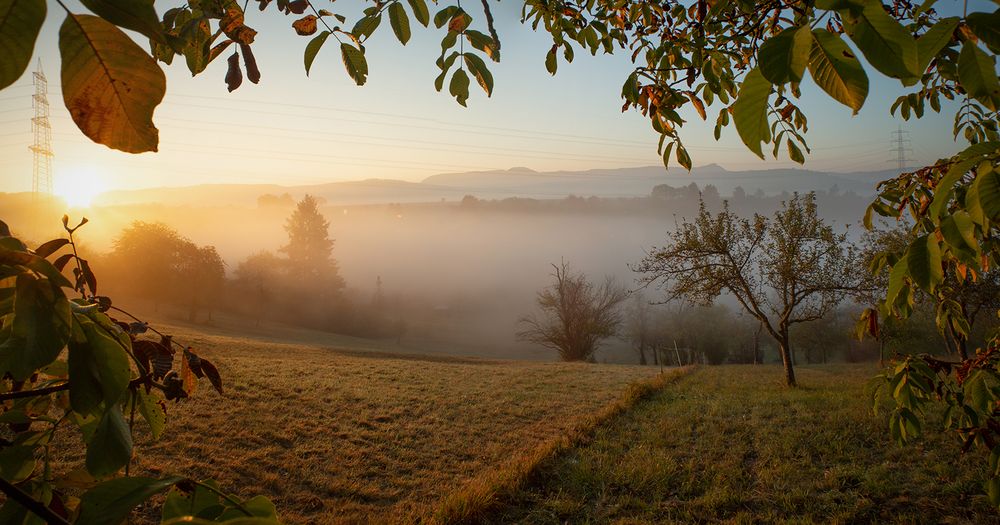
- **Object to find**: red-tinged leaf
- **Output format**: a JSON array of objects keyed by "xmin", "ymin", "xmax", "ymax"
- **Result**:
[
  {"xmin": 200, "ymin": 357, "xmax": 223, "ymax": 394},
  {"xmin": 225, "ymin": 51, "xmax": 242, "ymax": 92},
  {"xmin": 180, "ymin": 352, "xmax": 197, "ymax": 395},
  {"xmin": 35, "ymin": 238, "xmax": 69, "ymax": 258},
  {"xmin": 293, "ymin": 15, "xmax": 318, "ymax": 36},
  {"xmin": 240, "ymin": 43, "xmax": 260, "ymax": 83}
]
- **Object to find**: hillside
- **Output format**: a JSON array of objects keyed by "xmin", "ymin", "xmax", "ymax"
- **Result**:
[{"xmin": 89, "ymin": 164, "xmax": 899, "ymax": 208}]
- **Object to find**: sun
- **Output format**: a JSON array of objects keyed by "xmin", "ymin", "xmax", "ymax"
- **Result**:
[{"xmin": 54, "ymin": 167, "xmax": 108, "ymax": 208}]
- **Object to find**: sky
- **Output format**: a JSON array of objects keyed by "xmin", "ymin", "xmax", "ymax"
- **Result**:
[{"xmin": 0, "ymin": 1, "xmax": 978, "ymax": 195}]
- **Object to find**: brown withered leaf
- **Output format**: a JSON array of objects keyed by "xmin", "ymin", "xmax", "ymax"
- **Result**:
[
  {"xmin": 240, "ymin": 43, "xmax": 261, "ymax": 83},
  {"xmin": 209, "ymin": 40, "xmax": 235, "ymax": 64},
  {"xmin": 229, "ymin": 25, "xmax": 257, "ymax": 45},
  {"xmin": 226, "ymin": 51, "xmax": 243, "ymax": 92},
  {"xmin": 185, "ymin": 348, "xmax": 205, "ymax": 378},
  {"xmin": 287, "ymin": 0, "xmax": 308, "ymax": 14},
  {"xmin": 257, "ymin": 0, "xmax": 272, "ymax": 11},
  {"xmin": 448, "ymin": 12, "xmax": 470, "ymax": 33},
  {"xmin": 200, "ymin": 357, "xmax": 224, "ymax": 394},
  {"xmin": 220, "ymin": 6, "xmax": 244, "ymax": 37},
  {"xmin": 293, "ymin": 15, "xmax": 318, "ymax": 36}
]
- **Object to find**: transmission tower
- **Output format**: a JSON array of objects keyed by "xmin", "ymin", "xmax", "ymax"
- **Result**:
[
  {"xmin": 29, "ymin": 60, "xmax": 53, "ymax": 198},
  {"xmin": 889, "ymin": 125, "xmax": 914, "ymax": 171}
]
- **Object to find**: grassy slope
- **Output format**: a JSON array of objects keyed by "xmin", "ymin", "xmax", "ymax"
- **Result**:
[
  {"xmin": 54, "ymin": 327, "xmax": 662, "ymax": 524},
  {"xmin": 490, "ymin": 364, "xmax": 999, "ymax": 524}
]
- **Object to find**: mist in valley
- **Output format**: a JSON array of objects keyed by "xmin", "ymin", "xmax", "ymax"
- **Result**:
[{"xmin": 1, "ymin": 175, "xmax": 882, "ymax": 364}]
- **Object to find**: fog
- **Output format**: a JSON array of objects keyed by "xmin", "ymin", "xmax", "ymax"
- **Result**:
[{"xmin": 1, "ymin": 184, "xmax": 873, "ymax": 362}]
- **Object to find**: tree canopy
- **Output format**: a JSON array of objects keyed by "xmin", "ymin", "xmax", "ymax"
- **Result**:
[{"xmin": 635, "ymin": 192, "xmax": 859, "ymax": 386}]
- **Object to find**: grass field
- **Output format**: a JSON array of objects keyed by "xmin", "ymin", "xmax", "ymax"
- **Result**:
[
  {"xmin": 489, "ymin": 365, "xmax": 999, "ymax": 524},
  {"xmin": 54, "ymin": 324, "xmax": 665, "ymax": 524}
]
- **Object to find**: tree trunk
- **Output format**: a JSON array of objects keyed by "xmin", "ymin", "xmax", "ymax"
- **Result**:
[
  {"xmin": 638, "ymin": 341, "xmax": 648, "ymax": 365},
  {"xmin": 778, "ymin": 329, "xmax": 797, "ymax": 387},
  {"xmin": 753, "ymin": 322, "xmax": 762, "ymax": 364}
]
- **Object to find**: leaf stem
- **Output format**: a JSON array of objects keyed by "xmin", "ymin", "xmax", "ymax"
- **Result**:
[
  {"xmin": 190, "ymin": 479, "xmax": 254, "ymax": 517},
  {"xmin": 0, "ymin": 476, "xmax": 70, "ymax": 525}
]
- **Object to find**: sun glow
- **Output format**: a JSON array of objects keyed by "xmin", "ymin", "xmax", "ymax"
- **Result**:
[{"xmin": 54, "ymin": 167, "xmax": 107, "ymax": 208}]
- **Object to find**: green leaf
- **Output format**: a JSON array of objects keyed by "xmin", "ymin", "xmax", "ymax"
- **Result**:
[
  {"xmin": 217, "ymin": 495, "xmax": 278, "ymax": 521},
  {"xmin": 465, "ymin": 30, "xmax": 499, "ymax": 61},
  {"xmin": 973, "ymin": 165, "xmax": 1000, "ymax": 221},
  {"xmin": 916, "ymin": 17, "xmax": 958, "ymax": 74},
  {"xmin": 78, "ymin": 476, "xmax": 183, "ymax": 525},
  {"xmin": 906, "ymin": 234, "xmax": 943, "ymax": 292},
  {"xmin": 84, "ymin": 323, "xmax": 131, "ymax": 406},
  {"xmin": 940, "ymin": 211, "xmax": 979, "ymax": 260},
  {"xmin": 340, "ymin": 43, "xmax": 367, "ymax": 86},
  {"xmin": 407, "ymin": 0, "xmax": 429, "ymax": 27},
  {"xmin": 966, "ymin": 10, "xmax": 1000, "ymax": 54},
  {"xmin": 958, "ymin": 41, "xmax": 1000, "ymax": 111},
  {"xmin": 846, "ymin": 1, "xmax": 919, "ymax": 83},
  {"xmin": 0, "ymin": 0, "xmax": 45, "ymax": 90},
  {"xmin": 135, "ymin": 388, "xmax": 166, "ymax": 440},
  {"xmin": 808, "ymin": 29, "xmax": 868, "ymax": 114},
  {"xmin": 0, "ymin": 446, "xmax": 36, "ymax": 484},
  {"xmin": 0, "ymin": 274, "xmax": 72, "ymax": 381},
  {"xmin": 929, "ymin": 156, "xmax": 978, "ymax": 223},
  {"xmin": 79, "ymin": 0, "xmax": 165, "ymax": 44},
  {"xmin": 732, "ymin": 68, "xmax": 771, "ymax": 159},
  {"xmin": 545, "ymin": 48, "xmax": 557, "ymax": 75},
  {"xmin": 388, "ymin": 2, "xmax": 410, "ymax": 45},
  {"xmin": 758, "ymin": 25, "xmax": 811, "ymax": 84},
  {"xmin": 86, "ymin": 406, "xmax": 133, "ymax": 477},
  {"xmin": 463, "ymin": 53, "xmax": 493, "ymax": 96},
  {"xmin": 449, "ymin": 68, "xmax": 470, "ymax": 106},
  {"xmin": 303, "ymin": 31, "xmax": 330, "ymax": 76},
  {"xmin": 162, "ymin": 482, "xmax": 224, "ymax": 522},
  {"xmin": 59, "ymin": 14, "xmax": 166, "ymax": 153},
  {"xmin": 351, "ymin": 14, "xmax": 381, "ymax": 39},
  {"xmin": 885, "ymin": 256, "xmax": 908, "ymax": 306},
  {"xmin": 787, "ymin": 139, "xmax": 805, "ymax": 164},
  {"xmin": 433, "ymin": 5, "xmax": 459, "ymax": 29}
]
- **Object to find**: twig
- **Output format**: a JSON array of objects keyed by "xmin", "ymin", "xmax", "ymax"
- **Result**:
[
  {"xmin": 0, "ymin": 383, "xmax": 69, "ymax": 402},
  {"xmin": 0, "ymin": 476, "xmax": 70, "ymax": 525}
]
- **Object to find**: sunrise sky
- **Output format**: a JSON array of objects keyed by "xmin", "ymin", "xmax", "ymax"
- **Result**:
[{"xmin": 0, "ymin": 1, "xmax": 976, "ymax": 195}]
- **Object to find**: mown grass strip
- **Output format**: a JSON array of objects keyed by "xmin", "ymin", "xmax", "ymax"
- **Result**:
[{"xmin": 427, "ymin": 366, "xmax": 693, "ymax": 524}]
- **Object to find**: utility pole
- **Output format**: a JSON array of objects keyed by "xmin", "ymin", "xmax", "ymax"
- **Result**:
[
  {"xmin": 889, "ymin": 125, "xmax": 914, "ymax": 172},
  {"xmin": 30, "ymin": 60, "xmax": 54, "ymax": 200}
]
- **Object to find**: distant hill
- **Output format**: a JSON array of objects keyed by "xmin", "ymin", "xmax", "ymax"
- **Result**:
[{"xmin": 94, "ymin": 164, "xmax": 899, "ymax": 207}]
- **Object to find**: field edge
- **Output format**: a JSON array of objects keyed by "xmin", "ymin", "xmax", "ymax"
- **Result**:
[{"xmin": 426, "ymin": 366, "xmax": 694, "ymax": 524}]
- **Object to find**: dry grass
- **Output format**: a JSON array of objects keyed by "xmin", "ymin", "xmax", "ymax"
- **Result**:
[
  {"xmin": 55, "ymin": 324, "xmax": 665, "ymax": 524},
  {"xmin": 490, "ymin": 364, "xmax": 1000, "ymax": 524}
]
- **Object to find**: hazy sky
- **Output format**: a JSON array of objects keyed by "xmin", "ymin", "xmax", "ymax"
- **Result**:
[{"xmin": 0, "ymin": 1, "xmax": 977, "ymax": 195}]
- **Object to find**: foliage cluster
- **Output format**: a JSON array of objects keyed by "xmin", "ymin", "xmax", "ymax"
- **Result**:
[
  {"xmin": 0, "ymin": 218, "xmax": 281, "ymax": 524},
  {"xmin": 635, "ymin": 192, "xmax": 860, "ymax": 386}
]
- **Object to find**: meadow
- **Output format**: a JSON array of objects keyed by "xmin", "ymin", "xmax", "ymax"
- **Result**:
[
  {"xmin": 54, "ymin": 323, "xmax": 666, "ymax": 524},
  {"xmin": 46, "ymin": 322, "xmax": 999, "ymax": 524},
  {"xmin": 491, "ymin": 365, "xmax": 999, "ymax": 524}
]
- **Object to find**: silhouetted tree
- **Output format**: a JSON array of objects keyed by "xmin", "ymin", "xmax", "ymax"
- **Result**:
[
  {"xmin": 235, "ymin": 251, "xmax": 283, "ymax": 326},
  {"xmin": 281, "ymin": 195, "xmax": 345, "ymax": 293},
  {"xmin": 517, "ymin": 261, "xmax": 627, "ymax": 362}
]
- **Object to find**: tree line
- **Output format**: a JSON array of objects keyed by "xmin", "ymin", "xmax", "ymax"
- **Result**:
[{"xmin": 95, "ymin": 195, "xmax": 403, "ymax": 340}]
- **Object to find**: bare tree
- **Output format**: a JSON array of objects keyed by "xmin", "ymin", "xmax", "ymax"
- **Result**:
[
  {"xmin": 517, "ymin": 261, "xmax": 628, "ymax": 362},
  {"xmin": 634, "ymin": 193, "xmax": 859, "ymax": 386}
]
